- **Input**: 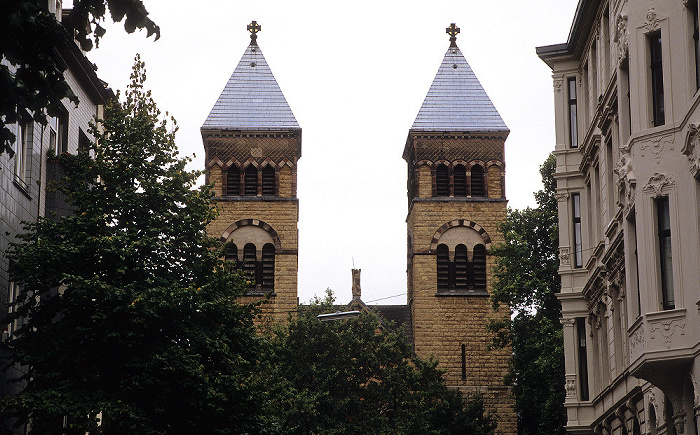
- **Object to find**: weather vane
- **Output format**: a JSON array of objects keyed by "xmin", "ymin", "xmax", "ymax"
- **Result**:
[
  {"xmin": 247, "ymin": 21, "xmax": 261, "ymax": 45},
  {"xmin": 446, "ymin": 23, "xmax": 460, "ymax": 47}
]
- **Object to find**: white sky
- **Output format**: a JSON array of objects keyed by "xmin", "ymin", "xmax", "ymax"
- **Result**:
[{"xmin": 84, "ymin": 0, "xmax": 579, "ymax": 305}]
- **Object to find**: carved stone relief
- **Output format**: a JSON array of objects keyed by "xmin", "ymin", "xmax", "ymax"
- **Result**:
[
  {"xmin": 649, "ymin": 318, "xmax": 686, "ymax": 348},
  {"xmin": 614, "ymin": 13, "xmax": 629, "ymax": 64},
  {"xmin": 682, "ymin": 124, "xmax": 700, "ymax": 179},
  {"xmin": 639, "ymin": 134, "xmax": 674, "ymax": 163},
  {"xmin": 643, "ymin": 173, "xmax": 675, "ymax": 197}
]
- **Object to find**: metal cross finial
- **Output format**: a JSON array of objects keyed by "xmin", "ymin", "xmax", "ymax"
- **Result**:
[
  {"xmin": 446, "ymin": 23, "xmax": 460, "ymax": 47},
  {"xmin": 247, "ymin": 21, "xmax": 261, "ymax": 45}
]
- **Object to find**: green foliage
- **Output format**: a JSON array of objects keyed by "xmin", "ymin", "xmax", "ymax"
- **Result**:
[
  {"xmin": 2, "ymin": 57, "xmax": 262, "ymax": 434},
  {"xmin": 260, "ymin": 290, "xmax": 497, "ymax": 435},
  {"xmin": 489, "ymin": 154, "xmax": 566, "ymax": 434},
  {"xmin": 0, "ymin": 0, "xmax": 159, "ymax": 155}
]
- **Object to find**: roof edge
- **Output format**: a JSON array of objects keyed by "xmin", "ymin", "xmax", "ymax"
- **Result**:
[{"xmin": 536, "ymin": 0, "xmax": 601, "ymax": 63}]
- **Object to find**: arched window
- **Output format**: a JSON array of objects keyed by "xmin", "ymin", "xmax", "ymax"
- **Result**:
[
  {"xmin": 436, "ymin": 244, "xmax": 450, "ymax": 292},
  {"xmin": 243, "ymin": 243, "xmax": 258, "ymax": 288},
  {"xmin": 454, "ymin": 244, "xmax": 469, "ymax": 290},
  {"xmin": 471, "ymin": 164, "xmax": 484, "ymax": 197},
  {"xmin": 473, "ymin": 244, "xmax": 486, "ymax": 290},
  {"xmin": 262, "ymin": 243, "xmax": 275, "ymax": 290},
  {"xmin": 262, "ymin": 165, "xmax": 275, "ymax": 196},
  {"xmin": 436, "ymin": 164, "xmax": 449, "ymax": 197},
  {"xmin": 244, "ymin": 165, "xmax": 258, "ymax": 196},
  {"xmin": 434, "ymin": 225, "xmax": 489, "ymax": 294},
  {"xmin": 226, "ymin": 166, "xmax": 240, "ymax": 195},
  {"xmin": 454, "ymin": 164, "xmax": 467, "ymax": 196},
  {"xmin": 225, "ymin": 243, "xmax": 238, "ymax": 267}
]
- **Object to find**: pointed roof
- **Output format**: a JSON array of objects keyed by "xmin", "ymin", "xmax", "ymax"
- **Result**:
[
  {"xmin": 202, "ymin": 41, "xmax": 300, "ymax": 131},
  {"xmin": 411, "ymin": 45, "xmax": 508, "ymax": 133}
]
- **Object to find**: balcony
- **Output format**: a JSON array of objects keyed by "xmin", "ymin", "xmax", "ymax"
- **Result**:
[{"xmin": 628, "ymin": 308, "xmax": 696, "ymax": 383}]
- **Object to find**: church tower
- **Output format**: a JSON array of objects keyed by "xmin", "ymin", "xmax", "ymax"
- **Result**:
[
  {"xmin": 404, "ymin": 24, "xmax": 516, "ymax": 431},
  {"xmin": 201, "ymin": 22, "xmax": 300, "ymax": 322}
]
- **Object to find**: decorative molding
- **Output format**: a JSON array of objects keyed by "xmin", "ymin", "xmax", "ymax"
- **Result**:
[
  {"xmin": 555, "ymin": 192, "xmax": 570, "ymax": 202},
  {"xmin": 645, "ymin": 8, "xmax": 659, "ymax": 33},
  {"xmin": 643, "ymin": 173, "xmax": 675, "ymax": 197},
  {"xmin": 639, "ymin": 134, "xmax": 674, "ymax": 163},
  {"xmin": 565, "ymin": 374, "xmax": 577, "ymax": 397},
  {"xmin": 560, "ymin": 247, "xmax": 571, "ymax": 266},
  {"xmin": 219, "ymin": 219, "xmax": 282, "ymax": 251},
  {"xmin": 649, "ymin": 391, "xmax": 660, "ymax": 428},
  {"xmin": 682, "ymin": 124, "xmax": 700, "ymax": 179},
  {"xmin": 553, "ymin": 77, "xmax": 563, "ymax": 93},
  {"xmin": 630, "ymin": 326, "xmax": 644, "ymax": 352},
  {"xmin": 649, "ymin": 318, "xmax": 685, "ymax": 348},
  {"xmin": 560, "ymin": 317, "xmax": 576, "ymax": 327},
  {"xmin": 429, "ymin": 219, "xmax": 491, "ymax": 252},
  {"xmin": 614, "ymin": 13, "xmax": 629, "ymax": 64},
  {"xmin": 614, "ymin": 149, "xmax": 636, "ymax": 209}
]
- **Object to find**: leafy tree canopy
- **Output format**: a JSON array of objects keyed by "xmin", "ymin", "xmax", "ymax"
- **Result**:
[
  {"xmin": 489, "ymin": 154, "xmax": 566, "ymax": 435},
  {"xmin": 2, "ymin": 57, "xmax": 263, "ymax": 434},
  {"xmin": 260, "ymin": 290, "xmax": 498, "ymax": 435},
  {"xmin": 0, "ymin": 0, "xmax": 159, "ymax": 155}
]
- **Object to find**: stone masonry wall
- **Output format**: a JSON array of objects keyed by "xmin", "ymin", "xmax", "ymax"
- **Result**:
[
  {"xmin": 208, "ymin": 198, "xmax": 299, "ymax": 325},
  {"xmin": 408, "ymin": 199, "xmax": 516, "ymax": 433}
]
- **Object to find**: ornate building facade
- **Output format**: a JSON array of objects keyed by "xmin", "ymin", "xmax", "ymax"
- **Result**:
[
  {"xmin": 203, "ymin": 23, "xmax": 515, "ymax": 432},
  {"xmin": 538, "ymin": 0, "xmax": 700, "ymax": 433},
  {"xmin": 0, "ymin": 1, "xmax": 114, "ymax": 430}
]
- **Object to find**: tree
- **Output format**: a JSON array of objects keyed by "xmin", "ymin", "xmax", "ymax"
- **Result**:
[
  {"xmin": 260, "ymin": 290, "xmax": 497, "ymax": 435},
  {"xmin": 2, "ymin": 57, "xmax": 263, "ymax": 434},
  {"xmin": 0, "ymin": 0, "xmax": 159, "ymax": 155},
  {"xmin": 489, "ymin": 154, "xmax": 566, "ymax": 434}
]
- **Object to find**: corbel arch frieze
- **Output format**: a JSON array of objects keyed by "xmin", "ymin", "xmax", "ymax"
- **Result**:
[
  {"xmin": 242, "ymin": 158, "xmax": 261, "ymax": 169},
  {"xmin": 468, "ymin": 159, "xmax": 486, "ymax": 170},
  {"xmin": 206, "ymin": 156, "xmax": 225, "ymax": 169}
]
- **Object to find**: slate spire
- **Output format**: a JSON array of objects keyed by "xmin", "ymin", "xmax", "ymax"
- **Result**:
[
  {"xmin": 411, "ymin": 30, "xmax": 508, "ymax": 133},
  {"xmin": 202, "ymin": 22, "xmax": 299, "ymax": 131}
]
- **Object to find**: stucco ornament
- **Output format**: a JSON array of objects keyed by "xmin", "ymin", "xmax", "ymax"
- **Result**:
[
  {"xmin": 682, "ymin": 124, "xmax": 700, "ymax": 179},
  {"xmin": 553, "ymin": 77, "xmax": 563, "ymax": 93},
  {"xmin": 559, "ymin": 247, "xmax": 570, "ymax": 266},
  {"xmin": 643, "ymin": 173, "xmax": 675, "ymax": 197},
  {"xmin": 645, "ymin": 8, "xmax": 659, "ymax": 32},
  {"xmin": 639, "ymin": 134, "xmax": 674, "ymax": 163},
  {"xmin": 614, "ymin": 148, "xmax": 636, "ymax": 208},
  {"xmin": 649, "ymin": 318, "xmax": 685, "ymax": 348},
  {"xmin": 565, "ymin": 375, "xmax": 577, "ymax": 397},
  {"xmin": 614, "ymin": 13, "xmax": 629, "ymax": 63}
]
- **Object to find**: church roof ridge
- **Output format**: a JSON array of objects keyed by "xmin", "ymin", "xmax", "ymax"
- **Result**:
[
  {"xmin": 202, "ymin": 36, "xmax": 300, "ymax": 131},
  {"xmin": 410, "ymin": 44, "xmax": 508, "ymax": 133}
]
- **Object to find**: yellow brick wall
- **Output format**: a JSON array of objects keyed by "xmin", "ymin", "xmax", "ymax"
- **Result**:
[
  {"xmin": 418, "ymin": 164, "xmax": 432, "ymax": 198},
  {"xmin": 407, "ymin": 199, "xmax": 516, "ymax": 433},
  {"xmin": 487, "ymin": 165, "xmax": 502, "ymax": 199}
]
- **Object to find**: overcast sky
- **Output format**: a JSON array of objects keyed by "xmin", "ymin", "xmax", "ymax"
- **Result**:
[{"xmin": 83, "ymin": 0, "xmax": 579, "ymax": 305}]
